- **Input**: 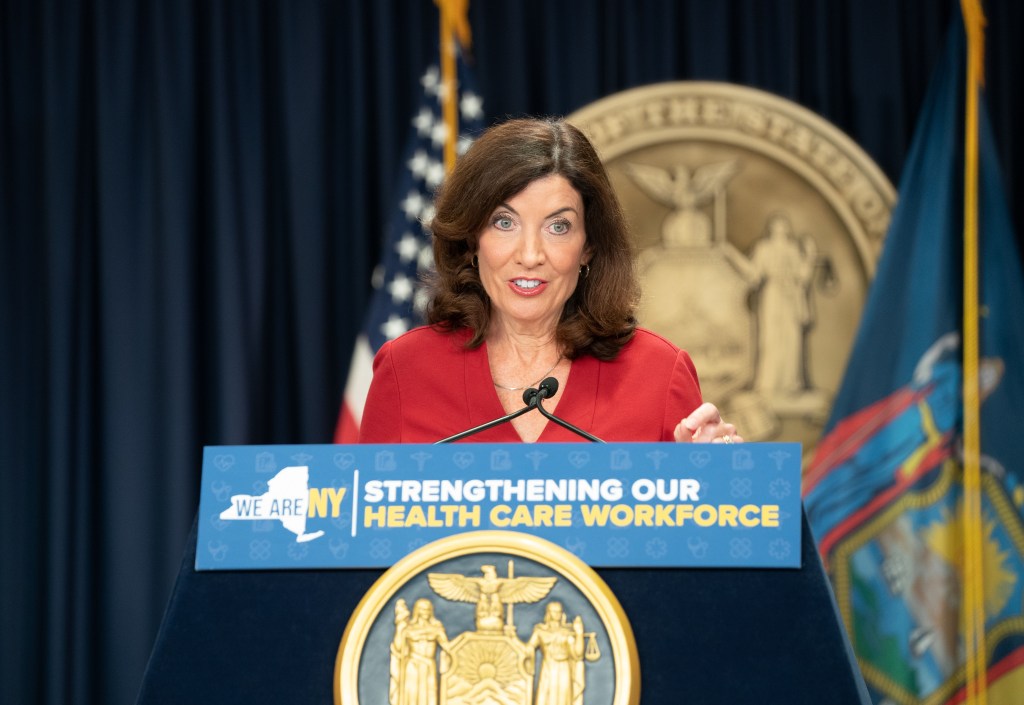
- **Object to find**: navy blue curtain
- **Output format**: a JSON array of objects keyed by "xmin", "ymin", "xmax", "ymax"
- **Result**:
[{"xmin": 1, "ymin": 1, "xmax": 1020, "ymax": 704}]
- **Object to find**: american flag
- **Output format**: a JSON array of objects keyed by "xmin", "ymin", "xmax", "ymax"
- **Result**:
[{"xmin": 334, "ymin": 59, "xmax": 485, "ymax": 443}]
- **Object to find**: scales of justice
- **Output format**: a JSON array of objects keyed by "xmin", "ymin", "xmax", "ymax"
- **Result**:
[{"xmin": 388, "ymin": 562, "xmax": 602, "ymax": 705}]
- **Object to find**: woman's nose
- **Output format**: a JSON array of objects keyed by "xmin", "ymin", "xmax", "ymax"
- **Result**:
[{"xmin": 515, "ymin": 230, "xmax": 545, "ymax": 266}]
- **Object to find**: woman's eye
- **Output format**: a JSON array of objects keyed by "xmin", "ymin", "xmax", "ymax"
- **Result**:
[
  {"xmin": 493, "ymin": 215, "xmax": 514, "ymax": 230},
  {"xmin": 549, "ymin": 220, "xmax": 570, "ymax": 235}
]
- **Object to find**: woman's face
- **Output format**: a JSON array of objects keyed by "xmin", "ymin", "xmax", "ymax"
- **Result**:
[
  {"xmin": 476, "ymin": 175, "xmax": 589, "ymax": 336},
  {"xmin": 546, "ymin": 602, "xmax": 564, "ymax": 623}
]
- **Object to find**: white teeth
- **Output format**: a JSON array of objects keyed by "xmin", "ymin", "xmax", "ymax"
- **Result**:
[{"xmin": 513, "ymin": 279, "xmax": 541, "ymax": 289}]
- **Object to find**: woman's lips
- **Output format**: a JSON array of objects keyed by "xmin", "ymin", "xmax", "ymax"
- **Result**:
[{"xmin": 508, "ymin": 278, "xmax": 547, "ymax": 296}]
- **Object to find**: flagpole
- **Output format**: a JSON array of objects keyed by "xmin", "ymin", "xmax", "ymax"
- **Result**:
[
  {"xmin": 960, "ymin": 1, "xmax": 987, "ymax": 703},
  {"xmin": 435, "ymin": 0, "xmax": 472, "ymax": 173}
]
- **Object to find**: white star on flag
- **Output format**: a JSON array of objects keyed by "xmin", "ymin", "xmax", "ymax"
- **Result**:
[
  {"xmin": 420, "ymin": 203, "xmax": 436, "ymax": 227},
  {"xmin": 395, "ymin": 232, "xmax": 419, "ymax": 262},
  {"xmin": 417, "ymin": 243, "xmax": 434, "ymax": 271},
  {"xmin": 413, "ymin": 108, "xmax": 434, "ymax": 137},
  {"xmin": 388, "ymin": 274, "xmax": 414, "ymax": 304},
  {"xmin": 380, "ymin": 314, "xmax": 409, "ymax": 340},
  {"xmin": 460, "ymin": 92, "xmax": 484, "ymax": 120},
  {"xmin": 430, "ymin": 120, "xmax": 449, "ymax": 148},
  {"xmin": 408, "ymin": 149, "xmax": 430, "ymax": 177},
  {"xmin": 413, "ymin": 286, "xmax": 431, "ymax": 315},
  {"xmin": 420, "ymin": 66, "xmax": 440, "ymax": 96},
  {"xmin": 400, "ymin": 191, "xmax": 425, "ymax": 220},
  {"xmin": 425, "ymin": 160, "xmax": 446, "ymax": 189}
]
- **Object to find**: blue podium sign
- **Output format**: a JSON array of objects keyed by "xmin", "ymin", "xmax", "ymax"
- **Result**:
[{"xmin": 195, "ymin": 442, "xmax": 801, "ymax": 570}]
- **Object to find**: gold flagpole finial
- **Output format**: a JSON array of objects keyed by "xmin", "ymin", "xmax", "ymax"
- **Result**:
[{"xmin": 961, "ymin": 0, "xmax": 987, "ymax": 89}]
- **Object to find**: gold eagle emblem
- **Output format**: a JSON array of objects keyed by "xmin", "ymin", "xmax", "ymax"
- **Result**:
[{"xmin": 427, "ymin": 564, "xmax": 557, "ymax": 632}]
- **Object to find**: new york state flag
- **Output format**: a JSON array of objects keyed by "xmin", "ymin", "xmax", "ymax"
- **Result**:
[{"xmin": 803, "ymin": 13, "xmax": 1024, "ymax": 705}]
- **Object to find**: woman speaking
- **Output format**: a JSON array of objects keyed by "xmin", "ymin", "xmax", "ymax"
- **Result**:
[{"xmin": 359, "ymin": 118, "xmax": 741, "ymax": 445}]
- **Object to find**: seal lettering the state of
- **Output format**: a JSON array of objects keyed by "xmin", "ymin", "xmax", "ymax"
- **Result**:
[
  {"xmin": 568, "ymin": 83, "xmax": 895, "ymax": 458},
  {"xmin": 336, "ymin": 531, "xmax": 639, "ymax": 705}
]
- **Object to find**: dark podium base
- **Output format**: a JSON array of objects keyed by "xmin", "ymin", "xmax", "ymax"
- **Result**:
[{"xmin": 137, "ymin": 510, "xmax": 868, "ymax": 704}]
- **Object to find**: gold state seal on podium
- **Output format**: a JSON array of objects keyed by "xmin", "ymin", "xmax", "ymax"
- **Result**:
[{"xmin": 335, "ymin": 531, "xmax": 639, "ymax": 705}]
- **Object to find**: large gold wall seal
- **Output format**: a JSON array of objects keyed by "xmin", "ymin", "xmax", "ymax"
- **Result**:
[
  {"xmin": 336, "ymin": 531, "xmax": 639, "ymax": 705},
  {"xmin": 568, "ymin": 83, "xmax": 895, "ymax": 456}
]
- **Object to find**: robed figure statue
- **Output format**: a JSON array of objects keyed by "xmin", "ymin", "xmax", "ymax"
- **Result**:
[
  {"xmin": 524, "ymin": 602, "xmax": 586, "ymax": 705},
  {"xmin": 390, "ymin": 598, "xmax": 450, "ymax": 705}
]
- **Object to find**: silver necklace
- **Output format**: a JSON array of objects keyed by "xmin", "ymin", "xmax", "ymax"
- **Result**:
[{"xmin": 492, "ymin": 356, "xmax": 563, "ymax": 392}]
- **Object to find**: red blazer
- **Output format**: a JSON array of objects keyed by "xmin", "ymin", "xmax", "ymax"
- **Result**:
[{"xmin": 359, "ymin": 326, "xmax": 703, "ymax": 444}]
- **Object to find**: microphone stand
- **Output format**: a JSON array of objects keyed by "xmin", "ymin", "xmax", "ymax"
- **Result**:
[
  {"xmin": 434, "ymin": 378, "xmax": 604, "ymax": 444},
  {"xmin": 533, "ymin": 377, "xmax": 605, "ymax": 443},
  {"xmin": 434, "ymin": 388, "xmax": 542, "ymax": 444}
]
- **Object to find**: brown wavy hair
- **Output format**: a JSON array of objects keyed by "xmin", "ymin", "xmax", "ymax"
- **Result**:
[{"xmin": 425, "ymin": 117, "xmax": 639, "ymax": 360}]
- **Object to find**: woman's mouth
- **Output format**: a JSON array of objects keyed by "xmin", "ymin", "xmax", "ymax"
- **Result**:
[{"xmin": 509, "ymin": 278, "xmax": 546, "ymax": 295}]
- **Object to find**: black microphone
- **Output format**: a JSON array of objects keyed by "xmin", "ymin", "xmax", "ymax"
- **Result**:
[
  {"xmin": 532, "ymin": 377, "xmax": 605, "ymax": 443},
  {"xmin": 434, "ymin": 386, "xmax": 542, "ymax": 444}
]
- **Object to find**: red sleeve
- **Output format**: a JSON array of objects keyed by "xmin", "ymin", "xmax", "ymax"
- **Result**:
[
  {"xmin": 661, "ymin": 348, "xmax": 704, "ymax": 441},
  {"xmin": 587, "ymin": 330, "xmax": 705, "ymax": 442},
  {"xmin": 358, "ymin": 340, "xmax": 402, "ymax": 443}
]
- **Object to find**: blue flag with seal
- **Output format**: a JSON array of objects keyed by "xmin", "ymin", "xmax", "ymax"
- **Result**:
[{"xmin": 803, "ymin": 11, "xmax": 1024, "ymax": 705}]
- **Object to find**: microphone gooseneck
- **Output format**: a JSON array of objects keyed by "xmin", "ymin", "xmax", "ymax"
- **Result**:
[
  {"xmin": 436, "ymin": 376, "xmax": 604, "ymax": 444},
  {"xmin": 533, "ymin": 377, "xmax": 604, "ymax": 443},
  {"xmin": 435, "ymin": 384, "xmax": 544, "ymax": 444}
]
